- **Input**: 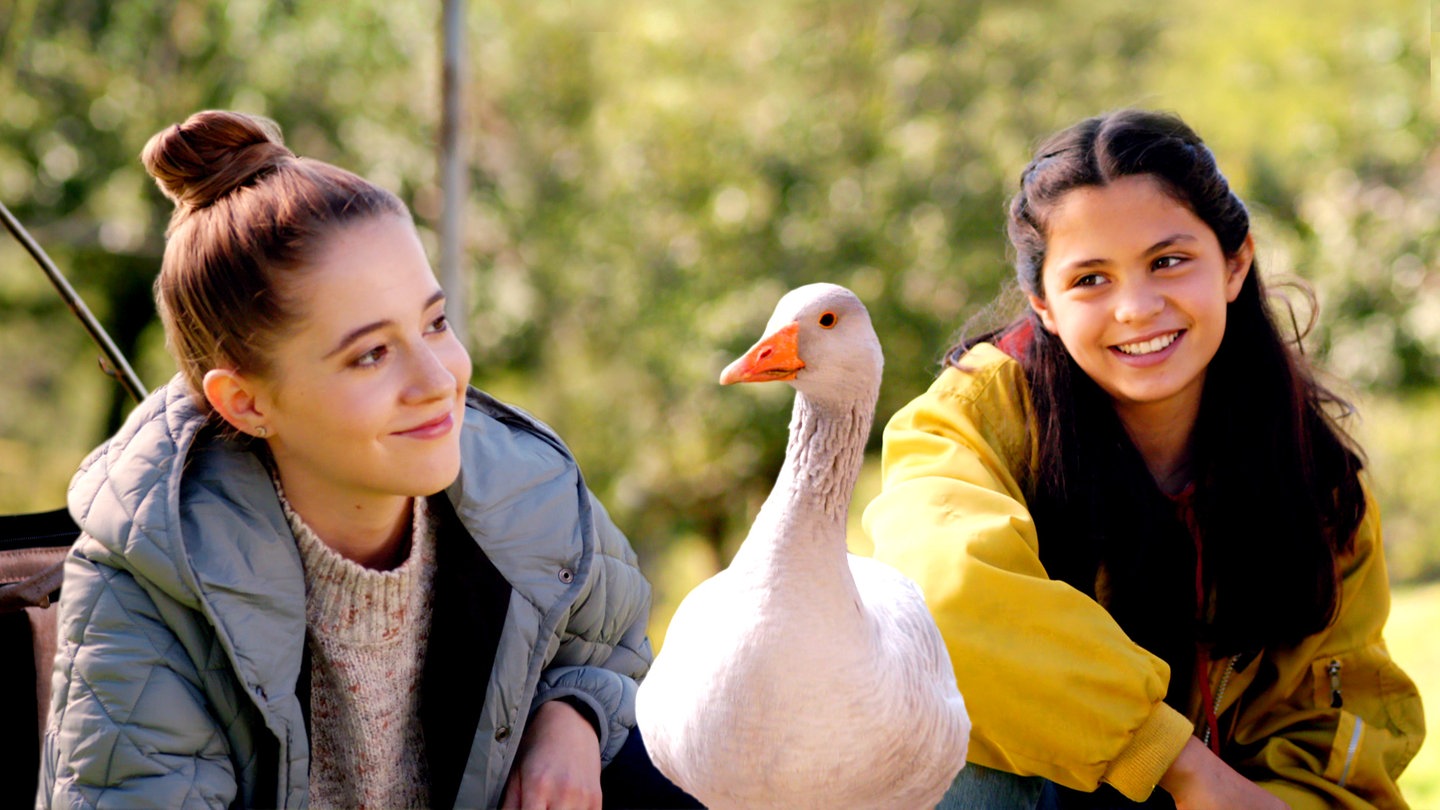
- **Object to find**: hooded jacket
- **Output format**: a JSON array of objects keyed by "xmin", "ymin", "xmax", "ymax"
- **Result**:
[
  {"xmin": 862, "ymin": 342, "xmax": 1424, "ymax": 809},
  {"xmin": 39, "ymin": 378, "xmax": 652, "ymax": 809}
]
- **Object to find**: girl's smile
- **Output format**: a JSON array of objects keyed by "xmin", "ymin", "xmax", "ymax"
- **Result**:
[
  {"xmin": 394, "ymin": 412, "xmax": 456, "ymax": 440},
  {"xmin": 1112, "ymin": 329, "xmax": 1182, "ymax": 359}
]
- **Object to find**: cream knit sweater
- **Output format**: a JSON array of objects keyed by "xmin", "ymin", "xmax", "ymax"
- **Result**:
[{"xmin": 277, "ymin": 487, "xmax": 437, "ymax": 810}]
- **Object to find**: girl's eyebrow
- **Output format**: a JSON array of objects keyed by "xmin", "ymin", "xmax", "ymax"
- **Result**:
[
  {"xmin": 323, "ymin": 290, "xmax": 447, "ymax": 359},
  {"xmin": 1060, "ymin": 233, "xmax": 1201, "ymax": 273},
  {"xmin": 1146, "ymin": 233, "xmax": 1199, "ymax": 254}
]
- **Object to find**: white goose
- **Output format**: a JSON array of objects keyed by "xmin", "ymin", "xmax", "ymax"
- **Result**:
[{"xmin": 637, "ymin": 283, "xmax": 969, "ymax": 810}]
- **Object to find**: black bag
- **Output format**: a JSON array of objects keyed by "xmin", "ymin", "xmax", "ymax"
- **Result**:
[{"xmin": 0, "ymin": 507, "xmax": 79, "ymax": 808}]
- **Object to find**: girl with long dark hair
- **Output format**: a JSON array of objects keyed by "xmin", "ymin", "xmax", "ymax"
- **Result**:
[{"xmin": 864, "ymin": 109, "xmax": 1423, "ymax": 808}]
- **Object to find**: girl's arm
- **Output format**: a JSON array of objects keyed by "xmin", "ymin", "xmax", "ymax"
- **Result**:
[
  {"xmin": 861, "ymin": 346, "xmax": 1192, "ymax": 803},
  {"xmin": 1161, "ymin": 737, "xmax": 1289, "ymax": 809},
  {"xmin": 40, "ymin": 551, "xmax": 238, "ymax": 809},
  {"xmin": 501, "ymin": 699, "xmax": 603, "ymax": 810},
  {"xmin": 1228, "ymin": 485, "xmax": 1424, "ymax": 809}
]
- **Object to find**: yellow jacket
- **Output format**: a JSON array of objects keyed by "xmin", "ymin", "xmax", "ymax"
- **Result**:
[{"xmin": 862, "ymin": 342, "xmax": 1424, "ymax": 808}]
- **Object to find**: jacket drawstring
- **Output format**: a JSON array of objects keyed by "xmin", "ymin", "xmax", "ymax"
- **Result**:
[{"xmin": 1173, "ymin": 484, "xmax": 1223, "ymax": 754}]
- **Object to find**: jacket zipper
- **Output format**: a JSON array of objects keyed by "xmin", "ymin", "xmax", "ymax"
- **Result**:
[{"xmin": 1200, "ymin": 654, "xmax": 1239, "ymax": 749}]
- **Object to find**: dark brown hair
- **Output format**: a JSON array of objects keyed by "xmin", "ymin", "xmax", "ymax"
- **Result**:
[
  {"xmin": 142, "ymin": 110, "xmax": 407, "ymax": 411},
  {"xmin": 950, "ymin": 110, "xmax": 1365, "ymax": 674}
]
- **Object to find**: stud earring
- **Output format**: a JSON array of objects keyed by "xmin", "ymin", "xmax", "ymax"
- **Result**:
[{"xmin": 254, "ymin": 426, "xmax": 268, "ymax": 439}]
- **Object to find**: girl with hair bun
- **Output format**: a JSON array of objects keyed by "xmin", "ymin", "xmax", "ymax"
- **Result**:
[
  {"xmin": 864, "ymin": 109, "xmax": 1424, "ymax": 808},
  {"xmin": 39, "ymin": 110, "xmax": 658, "ymax": 810}
]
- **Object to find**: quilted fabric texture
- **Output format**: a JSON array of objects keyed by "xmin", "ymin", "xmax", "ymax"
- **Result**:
[{"xmin": 40, "ymin": 378, "xmax": 653, "ymax": 809}]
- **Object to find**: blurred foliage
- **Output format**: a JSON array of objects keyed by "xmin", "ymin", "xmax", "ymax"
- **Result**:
[
  {"xmin": 1357, "ymin": 390, "xmax": 1440, "ymax": 583},
  {"xmin": 1, "ymin": 0, "xmax": 1436, "ymax": 591}
]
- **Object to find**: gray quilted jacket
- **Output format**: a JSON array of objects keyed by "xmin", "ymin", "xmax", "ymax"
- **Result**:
[{"xmin": 39, "ymin": 379, "xmax": 653, "ymax": 809}]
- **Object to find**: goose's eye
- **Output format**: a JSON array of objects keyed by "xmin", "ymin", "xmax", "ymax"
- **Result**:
[{"xmin": 818, "ymin": 312, "xmax": 838, "ymax": 329}]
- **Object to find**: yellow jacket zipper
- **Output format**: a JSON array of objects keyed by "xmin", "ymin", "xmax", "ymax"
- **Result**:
[{"xmin": 1200, "ymin": 654, "xmax": 1240, "ymax": 749}]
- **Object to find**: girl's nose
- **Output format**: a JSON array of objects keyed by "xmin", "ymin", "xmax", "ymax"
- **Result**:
[
  {"xmin": 404, "ymin": 344, "xmax": 458, "ymax": 403},
  {"xmin": 1114, "ymin": 281, "xmax": 1164, "ymax": 324}
]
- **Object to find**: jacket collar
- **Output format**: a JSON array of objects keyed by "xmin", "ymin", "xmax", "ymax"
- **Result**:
[{"xmin": 446, "ymin": 389, "xmax": 592, "ymax": 613}]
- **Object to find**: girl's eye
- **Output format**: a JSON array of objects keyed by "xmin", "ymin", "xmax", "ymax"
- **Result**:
[
  {"xmin": 427, "ymin": 313, "xmax": 450, "ymax": 334},
  {"xmin": 353, "ymin": 345, "xmax": 388, "ymax": 367},
  {"xmin": 1074, "ymin": 273, "xmax": 1106, "ymax": 288},
  {"xmin": 818, "ymin": 311, "xmax": 838, "ymax": 329},
  {"xmin": 1153, "ymin": 255, "xmax": 1184, "ymax": 270}
]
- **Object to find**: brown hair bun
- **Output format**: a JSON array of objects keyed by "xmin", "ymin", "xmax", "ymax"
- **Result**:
[{"xmin": 141, "ymin": 110, "xmax": 294, "ymax": 212}]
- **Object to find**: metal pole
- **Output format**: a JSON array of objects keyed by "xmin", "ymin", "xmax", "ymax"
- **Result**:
[
  {"xmin": 0, "ymin": 200, "xmax": 148, "ymax": 404},
  {"xmin": 440, "ymin": 0, "xmax": 470, "ymax": 350}
]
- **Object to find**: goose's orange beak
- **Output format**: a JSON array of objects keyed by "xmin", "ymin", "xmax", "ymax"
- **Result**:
[{"xmin": 720, "ymin": 322, "xmax": 804, "ymax": 385}]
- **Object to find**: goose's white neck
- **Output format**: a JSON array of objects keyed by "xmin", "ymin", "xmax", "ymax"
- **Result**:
[{"xmin": 747, "ymin": 389, "xmax": 875, "ymax": 555}]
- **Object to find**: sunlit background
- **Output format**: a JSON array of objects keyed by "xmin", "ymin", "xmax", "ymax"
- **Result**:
[{"xmin": 2, "ymin": 0, "xmax": 1435, "ymax": 801}]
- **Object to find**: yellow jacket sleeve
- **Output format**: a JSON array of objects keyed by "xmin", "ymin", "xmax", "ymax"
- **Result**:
[
  {"xmin": 1224, "ymin": 484, "xmax": 1425, "ymax": 809},
  {"xmin": 861, "ymin": 344, "xmax": 1192, "ymax": 801}
]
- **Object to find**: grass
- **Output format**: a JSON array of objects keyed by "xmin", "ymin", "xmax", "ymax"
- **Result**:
[{"xmin": 1389, "ymin": 581, "xmax": 1439, "ymax": 806}]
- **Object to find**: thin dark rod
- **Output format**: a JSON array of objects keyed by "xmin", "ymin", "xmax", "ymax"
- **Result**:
[
  {"xmin": 440, "ymin": 0, "xmax": 470, "ymax": 349},
  {"xmin": 0, "ymin": 200, "xmax": 148, "ymax": 404}
]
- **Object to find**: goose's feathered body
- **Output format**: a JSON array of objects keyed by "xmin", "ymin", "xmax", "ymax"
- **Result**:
[{"xmin": 638, "ymin": 284, "xmax": 969, "ymax": 810}]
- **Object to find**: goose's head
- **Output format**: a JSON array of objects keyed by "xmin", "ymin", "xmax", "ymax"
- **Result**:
[{"xmin": 720, "ymin": 283, "xmax": 883, "ymax": 403}]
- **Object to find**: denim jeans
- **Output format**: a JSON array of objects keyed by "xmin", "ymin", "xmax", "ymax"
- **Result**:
[
  {"xmin": 938, "ymin": 763, "xmax": 1177, "ymax": 810},
  {"xmin": 938, "ymin": 763, "xmax": 1048, "ymax": 809}
]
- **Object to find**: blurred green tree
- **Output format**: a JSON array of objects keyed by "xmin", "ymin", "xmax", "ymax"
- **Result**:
[{"xmin": 1, "ymin": 0, "xmax": 1434, "ymax": 582}]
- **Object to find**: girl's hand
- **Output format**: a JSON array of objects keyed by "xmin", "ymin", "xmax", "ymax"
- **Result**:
[
  {"xmin": 500, "ymin": 699, "xmax": 603, "ymax": 810},
  {"xmin": 1159, "ymin": 737, "xmax": 1289, "ymax": 810}
]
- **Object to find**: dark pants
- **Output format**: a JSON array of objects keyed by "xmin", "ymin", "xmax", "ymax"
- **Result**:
[
  {"xmin": 601, "ymin": 728, "xmax": 703, "ymax": 810},
  {"xmin": 939, "ymin": 762, "xmax": 1178, "ymax": 810}
]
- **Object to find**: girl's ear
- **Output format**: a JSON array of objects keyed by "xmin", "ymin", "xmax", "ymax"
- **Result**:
[
  {"xmin": 1225, "ymin": 234, "xmax": 1255, "ymax": 302},
  {"xmin": 1026, "ymin": 293, "xmax": 1059, "ymax": 334},
  {"xmin": 202, "ymin": 368, "xmax": 269, "ymax": 438}
]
